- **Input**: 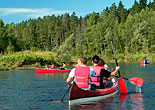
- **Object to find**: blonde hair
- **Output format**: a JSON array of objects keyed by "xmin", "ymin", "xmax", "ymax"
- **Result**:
[{"xmin": 78, "ymin": 56, "xmax": 87, "ymax": 64}]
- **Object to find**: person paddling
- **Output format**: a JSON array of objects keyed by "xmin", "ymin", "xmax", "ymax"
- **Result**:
[
  {"xmin": 144, "ymin": 58, "xmax": 150, "ymax": 64},
  {"xmin": 51, "ymin": 63, "xmax": 55, "ymax": 70},
  {"xmin": 60, "ymin": 62, "xmax": 67, "ymax": 70},
  {"xmin": 98, "ymin": 57, "xmax": 109, "ymax": 70},
  {"xmin": 66, "ymin": 56, "xmax": 96, "ymax": 90},
  {"xmin": 90, "ymin": 55, "xmax": 120, "ymax": 89}
]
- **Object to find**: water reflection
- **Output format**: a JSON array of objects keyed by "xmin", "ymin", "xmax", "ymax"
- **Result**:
[
  {"xmin": 120, "ymin": 93, "xmax": 144, "ymax": 110},
  {"xmin": 140, "ymin": 64, "xmax": 148, "ymax": 67},
  {"xmin": 119, "ymin": 94, "xmax": 127, "ymax": 110},
  {"xmin": 69, "ymin": 93, "xmax": 144, "ymax": 110},
  {"xmin": 69, "ymin": 96, "xmax": 117, "ymax": 110},
  {"xmin": 36, "ymin": 72, "xmax": 69, "ymax": 79},
  {"xmin": 120, "ymin": 93, "xmax": 127, "ymax": 102},
  {"xmin": 130, "ymin": 93, "xmax": 144, "ymax": 110}
]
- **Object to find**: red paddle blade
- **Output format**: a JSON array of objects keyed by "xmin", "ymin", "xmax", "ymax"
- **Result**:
[
  {"xmin": 129, "ymin": 77, "xmax": 143, "ymax": 86},
  {"xmin": 118, "ymin": 77, "xmax": 127, "ymax": 94}
]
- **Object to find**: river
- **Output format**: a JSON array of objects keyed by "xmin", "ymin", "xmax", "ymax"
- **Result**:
[{"xmin": 0, "ymin": 63, "xmax": 154, "ymax": 110}]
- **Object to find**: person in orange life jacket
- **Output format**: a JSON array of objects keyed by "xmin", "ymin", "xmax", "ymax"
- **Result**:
[
  {"xmin": 66, "ymin": 56, "xmax": 96, "ymax": 90},
  {"xmin": 91, "ymin": 55, "xmax": 120, "ymax": 89}
]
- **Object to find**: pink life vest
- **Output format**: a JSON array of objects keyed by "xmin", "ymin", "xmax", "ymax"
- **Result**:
[
  {"xmin": 74, "ymin": 66, "xmax": 90, "ymax": 89},
  {"xmin": 51, "ymin": 64, "xmax": 55, "ymax": 70},
  {"xmin": 89, "ymin": 66, "xmax": 105, "ymax": 86}
]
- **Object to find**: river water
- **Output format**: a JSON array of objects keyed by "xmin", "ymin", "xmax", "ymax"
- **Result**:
[{"xmin": 0, "ymin": 63, "xmax": 154, "ymax": 110}]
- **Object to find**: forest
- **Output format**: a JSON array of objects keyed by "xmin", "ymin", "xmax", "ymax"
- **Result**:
[{"xmin": 0, "ymin": 0, "xmax": 155, "ymax": 69}]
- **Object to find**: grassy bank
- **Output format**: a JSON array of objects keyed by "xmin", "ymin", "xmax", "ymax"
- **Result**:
[
  {"xmin": 102, "ymin": 53, "xmax": 155, "ymax": 64},
  {"xmin": 0, "ymin": 51, "xmax": 154, "ymax": 71},
  {"xmin": 0, "ymin": 51, "xmax": 59, "ymax": 70}
]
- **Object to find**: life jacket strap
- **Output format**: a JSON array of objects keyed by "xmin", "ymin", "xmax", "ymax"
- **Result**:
[
  {"xmin": 91, "ymin": 76, "xmax": 100, "ymax": 82},
  {"xmin": 74, "ymin": 76, "xmax": 90, "ymax": 84}
]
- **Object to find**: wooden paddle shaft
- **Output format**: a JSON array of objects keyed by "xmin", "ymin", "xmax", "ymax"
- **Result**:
[{"xmin": 61, "ymin": 86, "xmax": 71, "ymax": 101}]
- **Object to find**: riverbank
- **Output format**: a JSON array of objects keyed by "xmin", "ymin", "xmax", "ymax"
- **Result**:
[{"xmin": 0, "ymin": 51, "xmax": 154, "ymax": 71}]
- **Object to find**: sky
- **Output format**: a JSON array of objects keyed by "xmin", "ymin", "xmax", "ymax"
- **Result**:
[{"xmin": 0, "ymin": 0, "xmax": 153, "ymax": 24}]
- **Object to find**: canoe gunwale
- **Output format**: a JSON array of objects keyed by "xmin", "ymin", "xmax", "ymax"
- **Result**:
[{"xmin": 35, "ymin": 68, "xmax": 71, "ymax": 74}]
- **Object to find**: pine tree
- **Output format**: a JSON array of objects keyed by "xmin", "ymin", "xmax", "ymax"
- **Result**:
[
  {"xmin": 118, "ymin": 1, "xmax": 127, "ymax": 23},
  {"xmin": 139, "ymin": 0, "xmax": 147, "ymax": 9},
  {"xmin": 129, "ymin": 0, "xmax": 140, "ymax": 15},
  {"xmin": 0, "ymin": 19, "xmax": 7, "ymax": 53}
]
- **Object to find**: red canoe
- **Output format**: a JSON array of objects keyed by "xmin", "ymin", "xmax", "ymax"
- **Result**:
[
  {"xmin": 35, "ymin": 68, "xmax": 71, "ymax": 74},
  {"xmin": 69, "ymin": 79, "xmax": 118, "ymax": 105}
]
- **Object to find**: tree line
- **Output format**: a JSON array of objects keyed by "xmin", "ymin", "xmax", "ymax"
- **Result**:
[{"xmin": 0, "ymin": 0, "xmax": 155, "ymax": 61}]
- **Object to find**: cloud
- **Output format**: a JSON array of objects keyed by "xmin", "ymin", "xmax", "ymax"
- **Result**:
[{"xmin": 0, "ymin": 8, "xmax": 71, "ymax": 18}]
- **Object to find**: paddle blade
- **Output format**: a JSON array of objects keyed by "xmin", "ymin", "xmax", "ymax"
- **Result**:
[
  {"xmin": 118, "ymin": 77, "xmax": 127, "ymax": 94},
  {"xmin": 129, "ymin": 77, "xmax": 143, "ymax": 86}
]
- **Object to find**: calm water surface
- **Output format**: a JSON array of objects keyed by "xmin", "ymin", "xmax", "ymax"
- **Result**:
[{"xmin": 0, "ymin": 63, "xmax": 154, "ymax": 110}]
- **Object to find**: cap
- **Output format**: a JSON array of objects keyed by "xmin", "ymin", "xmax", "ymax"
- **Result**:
[{"xmin": 93, "ymin": 55, "xmax": 99, "ymax": 63}]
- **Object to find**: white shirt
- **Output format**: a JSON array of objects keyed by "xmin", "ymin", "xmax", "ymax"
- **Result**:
[
  {"xmin": 69, "ymin": 65, "xmax": 95, "ymax": 90},
  {"xmin": 104, "ymin": 64, "xmax": 109, "ymax": 69}
]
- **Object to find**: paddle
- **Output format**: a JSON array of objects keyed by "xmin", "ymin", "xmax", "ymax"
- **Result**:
[
  {"xmin": 52, "ymin": 86, "xmax": 71, "ymax": 103},
  {"xmin": 61, "ymin": 86, "xmax": 71, "ymax": 101},
  {"xmin": 110, "ymin": 40, "xmax": 127, "ymax": 94},
  {"xmin": 115, "ymin": 76, "xmax": 143, "ymax": 86}
]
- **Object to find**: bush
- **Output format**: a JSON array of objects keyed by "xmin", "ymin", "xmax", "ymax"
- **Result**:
[{"xmin": 0, "ymin": 51, "xmax": 58, "ymax": 70}]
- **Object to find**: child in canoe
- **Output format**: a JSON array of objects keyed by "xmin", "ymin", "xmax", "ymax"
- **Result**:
[{"xmin": 91, "ymin": 55, "xmax": 120, "ymax": 89}]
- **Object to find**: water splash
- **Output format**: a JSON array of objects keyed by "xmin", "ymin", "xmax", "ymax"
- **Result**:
[{"xmin": 136, "ymin": 86, "xmax": 142, "ymax": 93}]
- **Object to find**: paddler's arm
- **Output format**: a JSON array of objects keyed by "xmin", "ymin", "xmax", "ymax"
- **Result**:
[
  {"xmin": 111, "ymin": 66, "xmax": 120, "ymax": 76},
  {"xmin": 66, "ymin": 76, "xmax": 72, "ymax": 86},
  {"xmin": 66, "ymin": 68, "xmax": 75, "ymax": 86}
]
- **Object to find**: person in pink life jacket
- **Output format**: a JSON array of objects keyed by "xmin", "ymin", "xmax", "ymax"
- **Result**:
[
  {"xmin": 98, "ymin": 57, "xmax": 118, "ymax": 76},
  {"xmin": 51, "ymin": 63, "xmax": 55, "ymax": 70},
  {"xmin": 66, "ymin": 56, "xmax": 96, "ymax": 90},
  {"xmin": 98, "ymin": 58, "xmax": 109, "ymax": 70},
  {"xmin": 90, "ymin": 55, "xmax": 120, "ymax": 89}
]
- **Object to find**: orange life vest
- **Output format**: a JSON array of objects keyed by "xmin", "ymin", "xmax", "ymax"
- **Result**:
[
  {"xmin": 89, "ymin": 66, "xmax": 105, "ymax": 86},
  {"xmin": 74, "ymin": 66, "xmax": 90, "ymax": 89}
]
